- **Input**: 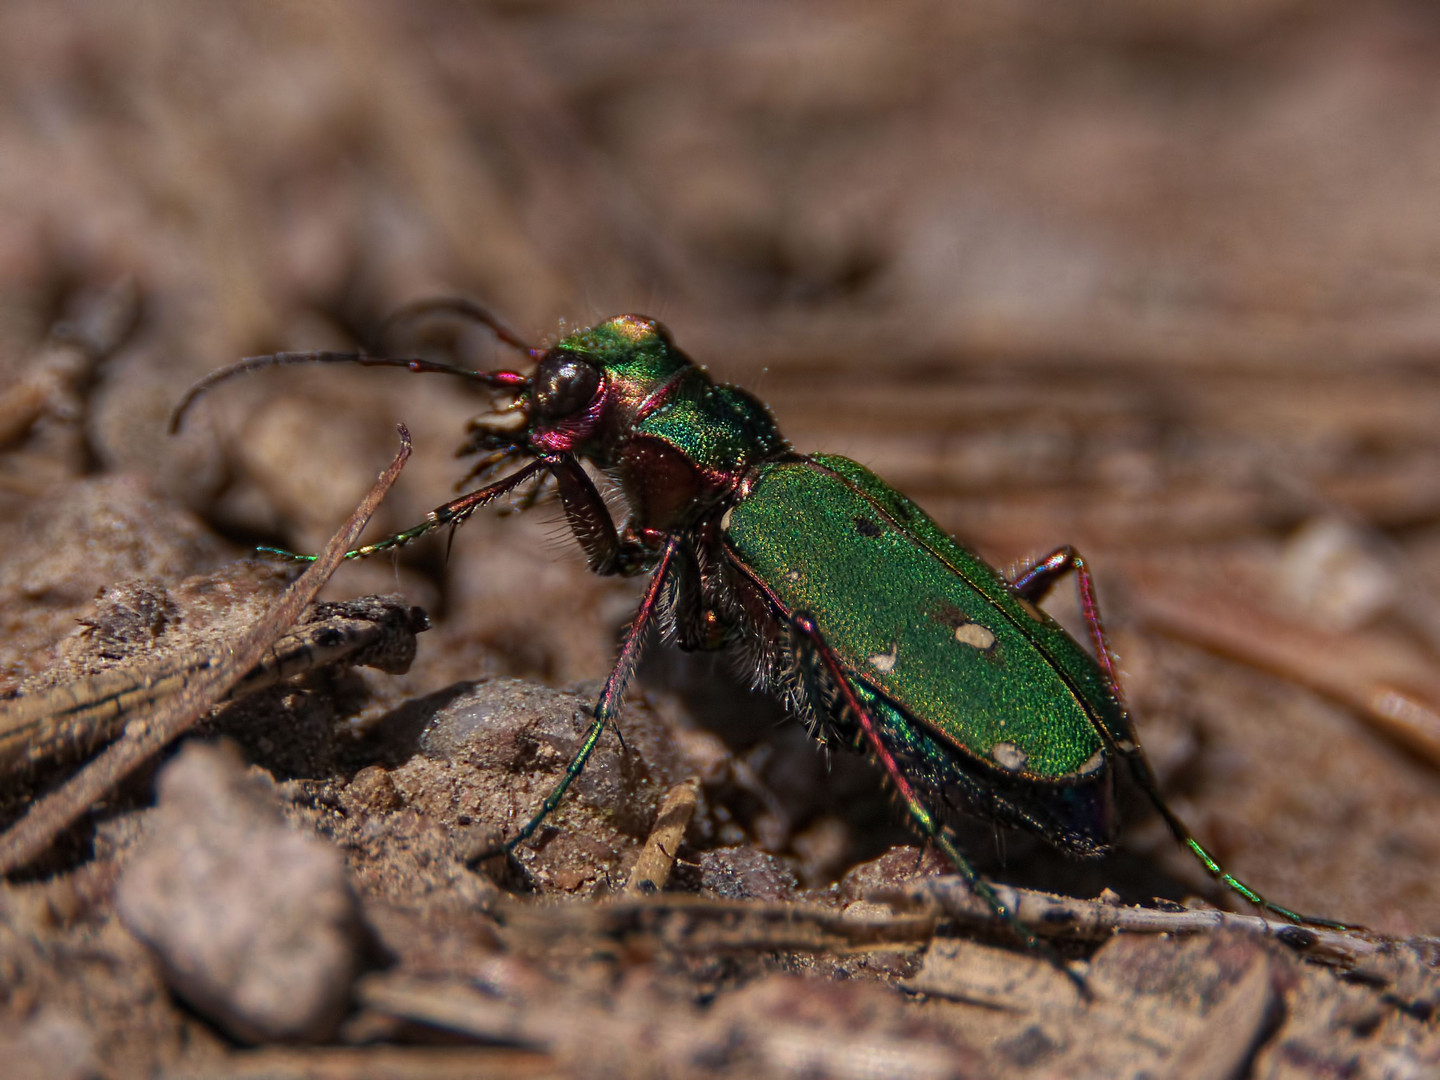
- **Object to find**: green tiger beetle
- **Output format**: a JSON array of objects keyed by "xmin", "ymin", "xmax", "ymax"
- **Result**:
[{"xmin": 172, "ymin": 298, "xmax": 1344, "ymax": 986}]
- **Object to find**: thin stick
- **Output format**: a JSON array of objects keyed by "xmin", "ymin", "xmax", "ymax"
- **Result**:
[
  {"xmin": 895, "ymin": 877, "xmax": 1383, "ymax": 968},
  {"xmin": 0, "ymin": 426, "xmax": 413, "ymax": 875},
  {"xmin": 507, "ymin": 884, "xmax": 1390, "ymax": 972},
  {"xmin": 621, "ymin": 777, "xmax": 699, "ymax": 897},
  {"xmin": 0, "ymin": 596, "xmax": 427, "ymax": 778},
  {"xmin": 1129, "ymin": 569, "xmax": 1440, "ymax": 769}
]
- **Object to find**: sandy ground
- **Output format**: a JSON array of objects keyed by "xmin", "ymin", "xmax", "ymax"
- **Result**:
[{"xmin": 2, "ymin": 3, "xmax": 1440, "ymax": 1077}]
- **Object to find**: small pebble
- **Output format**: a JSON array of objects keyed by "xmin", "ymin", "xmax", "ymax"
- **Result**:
[{"xmin": 116, "ymin": 741, "xmax": 363, "ymax": 1043}]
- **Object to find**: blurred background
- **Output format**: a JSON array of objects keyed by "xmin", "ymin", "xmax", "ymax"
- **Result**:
[{"xmin": 3, "ymin": 1, "xmax": 1440, "ymax": 934}]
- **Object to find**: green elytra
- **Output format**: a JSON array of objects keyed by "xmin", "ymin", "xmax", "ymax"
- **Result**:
[
  {"xmin": 172, "ymin": 301, "xmax": 1345, "ymax": 981},
  {"xmin": 728, "ymin": 458, "xmax": 1110, "ymax": 780}
]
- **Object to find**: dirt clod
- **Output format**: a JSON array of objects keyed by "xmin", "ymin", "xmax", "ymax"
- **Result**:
[
  {"xmin": 116, "ymin": 741, "xmax": 363, "ymax": 1044},
  {"xmin": 395, "ymin": 678, "xmax": 699, "ymax": 896}
]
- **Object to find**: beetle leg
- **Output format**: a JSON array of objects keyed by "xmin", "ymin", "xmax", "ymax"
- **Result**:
[
  {"xmin": 1010, "ymin": 547, "xmax": 1349, "ymax": 929},
  {"xmin": 259, "ymin": 458, "xmax": 549, "ymax": 563},
  {"xmin": 666, "ymin": 541, "xmax": 727, "ymax": 652},
  {"xmin": 482, "ymin": 535, "xmax": 682, "ymax": 859},
  {"xmin": 789, "ymin": 612, "xmax": 1089, "ymax": 995},
  {"xmin": 549, "ymin": 453, "xmax": 652, "ymax": 576},
  {"xmin": 454, "ymin": 446, "xmax": 525, "ymax": 489},
  {"xmin": 1010, "ymin": 547, "xmax": 1126, "ymax": 690},
  {"xmin": 1009, "ymin": 547, "xmax": 1077, "ymax": 602},
  {"xmin": 510, "ymin": 470, "xmax": 551, "ymax": 514}
]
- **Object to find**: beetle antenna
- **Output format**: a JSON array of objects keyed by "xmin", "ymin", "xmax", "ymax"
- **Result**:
[
  {"xmin": 381, "ymin": 296, "xmax": 541, "ymax": 358},
  {"xmin": 168, "ymin": 350, "xmax": 531, "ymax": 434}
]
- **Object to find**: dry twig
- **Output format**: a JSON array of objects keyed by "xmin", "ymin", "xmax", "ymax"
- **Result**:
[{"xmin": 0, "ymin": 595, "xmax": 427, "ymax": 778}]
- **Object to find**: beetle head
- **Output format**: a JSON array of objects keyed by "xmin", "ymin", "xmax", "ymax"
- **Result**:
[{"xmin": 519, "ymin": 315, "xmax": 693, "ymax": 457}]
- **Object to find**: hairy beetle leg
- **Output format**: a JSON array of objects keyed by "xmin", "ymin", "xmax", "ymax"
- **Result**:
[
  {"xmin": 261, "ymin": 458, "xmax": 549, "ymax": 563},
  {"xmin": 1011, "ymin": 546, "xmax": 1353, "ymax": 931},
  {"xmin": 475, "ymin": 536, "xmax": 682, "ymax": 862},
  {"xmin": 789, "ymin": 610, "xmax": 1091, "ymax": 998}
]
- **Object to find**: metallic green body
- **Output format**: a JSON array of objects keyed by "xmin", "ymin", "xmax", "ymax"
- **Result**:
[
  {"xmin": 559, "ymin": 315, "xmax": 690, "ymax": 390},
  {"xmin": 565, "ymin": 316, "xmax": 788, "ymax": 480},
  {"xmin": 723, "ymin": 455, "xmax": 1114, "ymax": 780},
  {"xmin": 636, "ymin": 390, "xmax": 787, "ymax": 483}
]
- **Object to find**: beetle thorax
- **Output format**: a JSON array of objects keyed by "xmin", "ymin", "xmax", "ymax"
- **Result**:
[{"xmin": 525, "ymin": 316, "xmax": 791, "ymax": 532}]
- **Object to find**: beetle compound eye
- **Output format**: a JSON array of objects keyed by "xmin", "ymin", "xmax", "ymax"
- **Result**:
[{"xmin": 534, "ymin": 352, "xmax": 602, "ymax": 419}]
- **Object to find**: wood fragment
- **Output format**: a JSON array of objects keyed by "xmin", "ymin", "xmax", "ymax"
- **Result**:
[
  {"xmin": 499, "ymin": 877, "xmax": 1419, "ymax": 978},
  {"xmin": 0, "ymin": 279, "xmax": 138, "ymax": 449},
  {"xmin": 356, "ymin": 973, "xmax": 554, "ymax": 1051},
  {"xmin": 0, "ymin": 595, "xmax": 428, "ymax": 778},
  {"xmin": 621, "ymin": 776, "xmax": 698, "ymax": 897},
  {"xmin": 894, "ymin": 876, "xmax": 1398, "ymax": 968},
  {"xmin": 500, "ymin": 892, "xmax": 940, "ymax": 955},
  {"xmin": 355, "ymin": 970, "xmax": 964, "ymax": 1080},
  {"xmin": 906, "ymin": 932, "xmax": 1279, "ymax": 1077}
]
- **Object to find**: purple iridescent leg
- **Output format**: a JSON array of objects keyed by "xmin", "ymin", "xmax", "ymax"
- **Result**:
[{"xmin": 1010, "ymin": 546, "xmax": 1348, "ymax": 929}]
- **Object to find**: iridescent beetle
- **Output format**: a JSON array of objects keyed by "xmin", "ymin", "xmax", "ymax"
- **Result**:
[{"xmin": 173, "ymin": 299, "xmax": 1341, "ymax": 976}]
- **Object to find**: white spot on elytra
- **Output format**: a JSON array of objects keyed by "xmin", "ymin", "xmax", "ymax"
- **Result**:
[
  {"xmin": 992, "ymin": 741, "xmax": 1027, "ymax": 772},
  {"xmin": 720, "ymin": 507, "xmax": 734, "ymax": 532},
  {"xmin": 1078, "ymin": 748, "xmax": 1105, "ymax": 776},
  {"xmin": 867, "ymin": 644, "xmax": 898, "ymax": 673},
  {"xmin": 953, "ymin": 622, "xmax": 996, "ymax": 650}
]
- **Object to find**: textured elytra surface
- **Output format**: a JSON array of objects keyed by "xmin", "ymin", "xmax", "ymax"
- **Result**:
[
  {"xmin": 725, "ymin": 457, "xmax": 1107, "ymax": 778},
  {"xmin": 1, "ymin": 3, "xmax": 1440, "ymax": 1078}
]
